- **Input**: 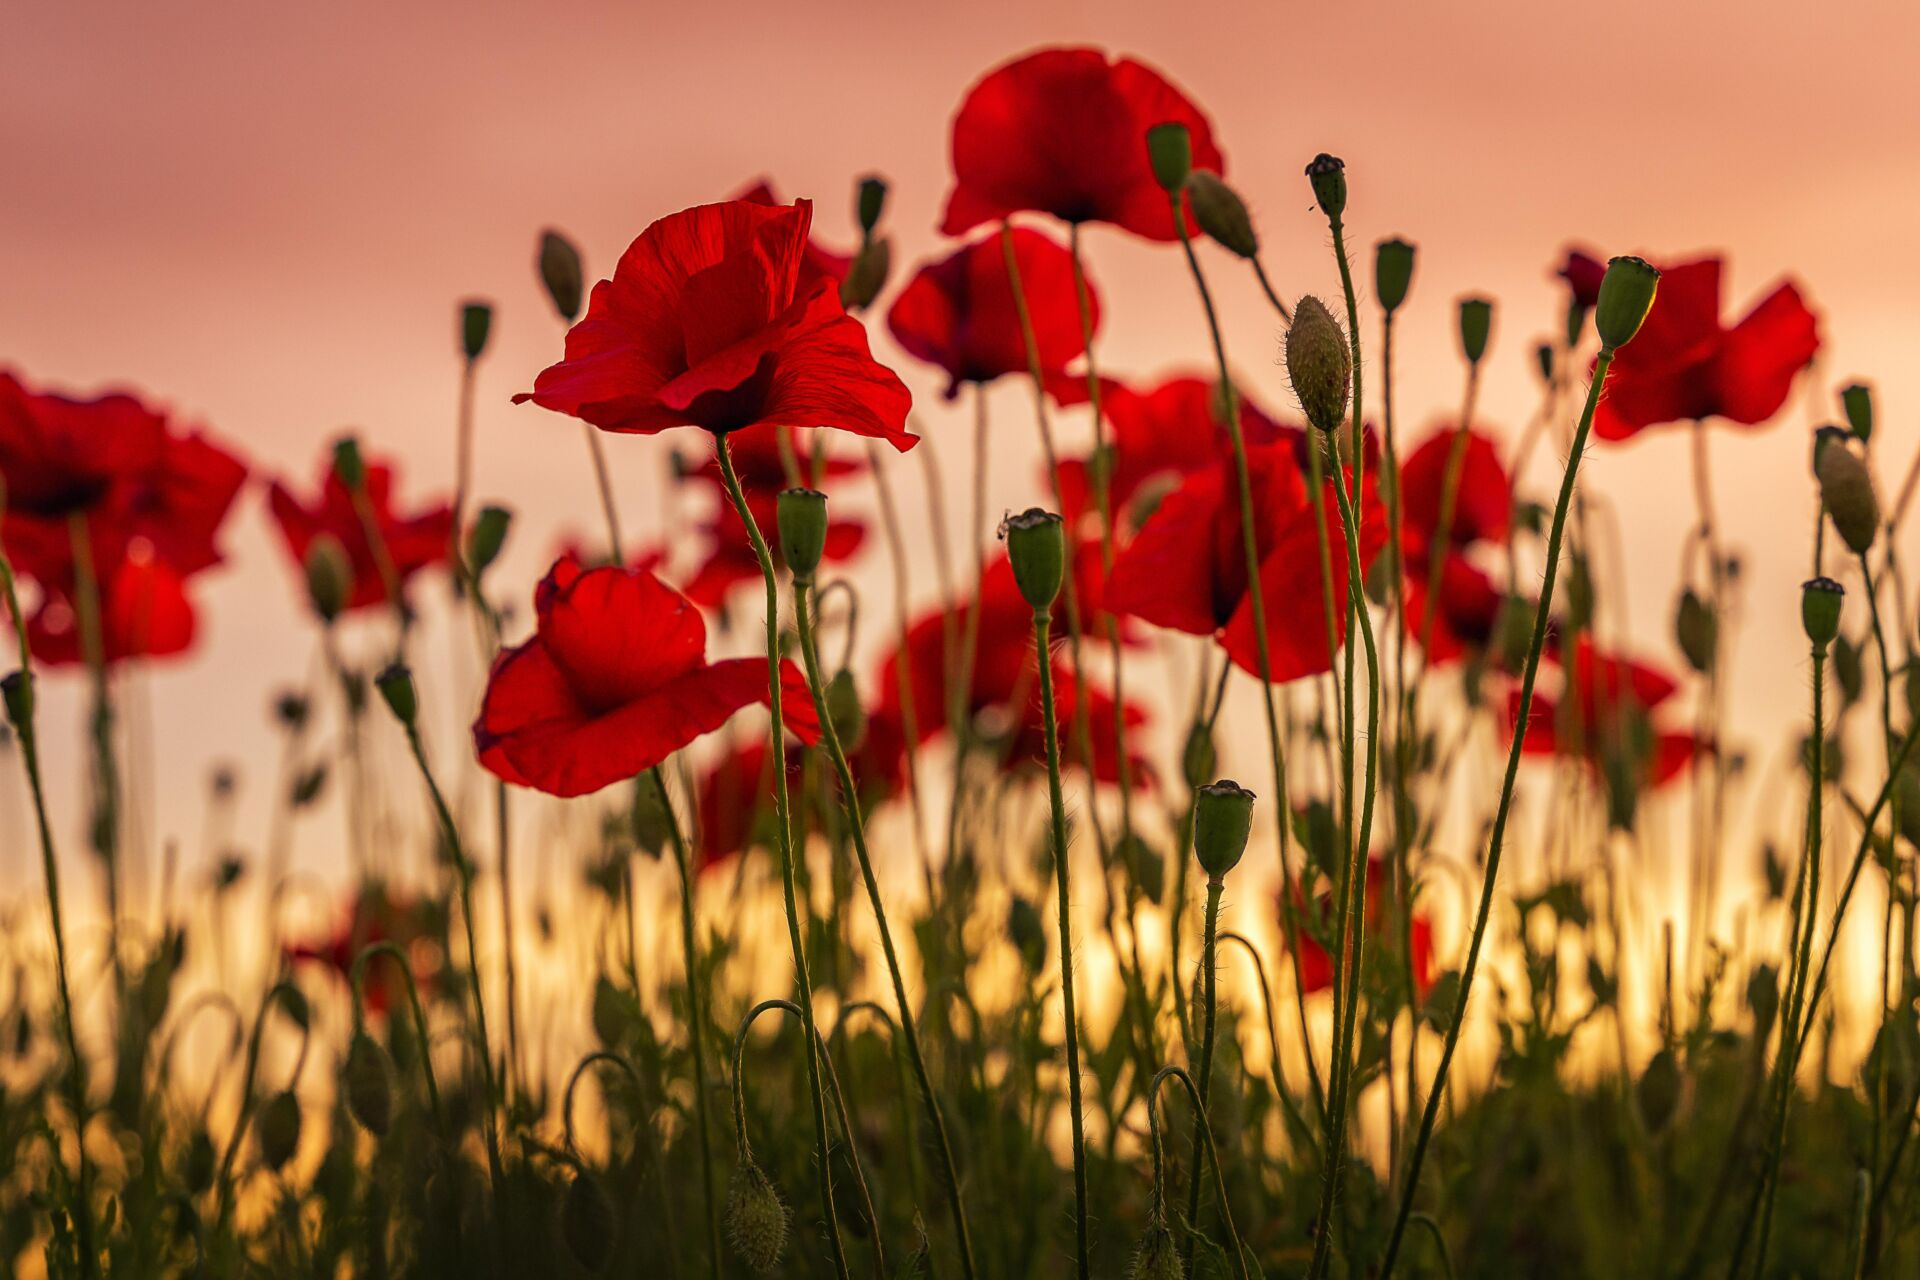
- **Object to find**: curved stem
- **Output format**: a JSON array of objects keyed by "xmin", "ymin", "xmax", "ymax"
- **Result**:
[
  {"xmin": 1147, "ymin": 1066, "xmax": 1252, "ymax": 1280},
  {"xmin": 349, "ymin": 941, "xmax": 444, "ymax": 1133}
]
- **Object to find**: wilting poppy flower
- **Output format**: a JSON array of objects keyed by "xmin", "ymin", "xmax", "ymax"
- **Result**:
[
  {"xmin": 268, "ymin": 455, "xmax": 452, "ymax": 615},
  {"xmin": 515, "ymin": 200, "xmax": 915, "ymax": 451},
  {"xmin": 1106, "ymin": 438, "xmax": 1386, "ymax": 682},
  {"xmin": 286, "ymin": 883, "xmax": 440, "ymax": 1015},
  {"xmin": 1397, "ymin": 424, "xmax": 1510, "ymax": 665},
  {"xmin": 693, "ymin": 735, "xmax": 803, "ymax": 874},
  {"xmin": 475, "ymin": 556, "xmax": 819, "ymax": 798},
  {"xmin": 888, "ymin": 226, "xmax": 1094, "ymax": 399},
  {"xmin": 1556, "ymin": 248, "xmax": 1607, "ymax": 311},
  {"xmin": 734, "ymin": 179, "xmax": 852, "ymax": 293},
  {"xmin": 1592, "ymin": 256, "xmax": 1819, "ymax": 442},
  {"xmin": 941, "ymin": 47, "xmax": 1225, "ymax": 242},
  {"xmin": 1286, "ymin": 857, "xmax": 1435, "ymax": 997}
]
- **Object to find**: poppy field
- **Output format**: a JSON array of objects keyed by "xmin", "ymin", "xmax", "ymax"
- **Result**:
[{"xmin": 5, "ymin": 38, "xmax": 1919, "ymax": 1280}]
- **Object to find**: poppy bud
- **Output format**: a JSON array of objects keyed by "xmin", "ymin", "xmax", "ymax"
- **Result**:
[
  {"xmin": 255, "ymin": 1090, "xmax": 302, "ymax": 1171},
  {"xmin": 1816, "ymin": 440, "xmax": 1879, "ymax": 554},
  {"xmin": 1182, "ymin": 722, "xmax": 1216, "ymax": 792},
  {"xmin": 856, "ymin": 175, "xmax": 888, "ymax": 236},
  {"xmin": 466, "ymin": 504, "xmax": 512, "ymax": 578},
  {"xmin": 331, "ymin": 435, "xmax": 366, "ymax": 491},
  {"xmin": 1637, "ymin": 1046, "xmax": 1682, "ymax": 1132},
  {"xmin": 1285, "ymin": 296, "xmax": 1351, "ymax": 433},
  {"xmin": 562, "ymin": 1169, "xmax": 617, "ymax": 1272},
  {"xmin": 1675, "ymin": 589, "xmax": 1716, "ymax": 673},
  {"xmin": 726, "ymin": 1161, "xmax": 790, "ymax": 1273},
  {"xmin": 1747, "ymin": 963, "xmax": 1780, "ymax": 1038},
  {"xmin": 1008, "ymin": 895, "xmax": 1046, "ymax": 970},
  {"xmin": 375, "ymin": 663, "xmax": 419, "ymax": 727},
  {"xmin": 1374, "ymin": 238, "xmax": 1415, "ymax": 313},
  {"xmin": 184, "ymin": 1128, "xmax": 217, "ymax": 1194},
  {"xmin": 628, "ymin": 774, "xmax": 670, "ymax": 859},
  {"xmin": 1458, "ymin": 297, "xmax": 1494, "ymax": 365},
  {"xmin": 343, "ymin": 1031, "xmax": 394, "ymax": 1136},
  {"xmin": 776, "ymin": 487, "xmax": 829, "ymax": 581},
  {"xmin": 1002, "ymin": 508, "xmax": 1065, "ymax": 610},
  {"xmin": 460, "ymin": 301, "xmax": 492, "ymax": 362},
  {"xmin": 539, "ymin": 230, "xmax": 585, "ymax": 323},
  {"xmin": 1594, "ymin": 256, "xmax": 1660, "ymax": 352},
  {"xmin": 1187, "ymin": 172, "xmax": 1258, "ymax": 259},
  {"xmin": 826, "ymin": 668, "xmax": 865, "ymax": 750},
  {"xmin": 1841, "ymin": 382, "xmax": 1874, "ymax": 442},
  {"xmin": 2, "ymin": 670, "xmax": 33, "ymax": 729},
  {"xmin": 1193, "ymin": 778, "xmax": 1255, "ymax": 882},
  {"xmin": 1305, "ymin": 153, "xmax": 1347, "ymax": 219},
  {"xmin": 839, "ymin": 236, "xmax": 891, "ymax": 312},
  {"xmin": 1129, "ymin": 1220, "xmax": 1183, "ymax": 1280},
  {"xmin": 1535, "ymin": 342, "xmax": 1555, "ymax": 385},
  {"xmin": 303, "ymin": 534, "xmax": 354, "ymax": 623},
  {"xmin": 1145, "ymin": 122, "xmax": 1193, "ymax": 194},
  {"xmin": 1802, "ymin": 577, "xmax": 1844, "ymax": 649}
]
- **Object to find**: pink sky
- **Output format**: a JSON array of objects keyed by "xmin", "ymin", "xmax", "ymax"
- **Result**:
[{"xmin": 4, "ymin": 2, "xmax": 1919, "ymax": 891}]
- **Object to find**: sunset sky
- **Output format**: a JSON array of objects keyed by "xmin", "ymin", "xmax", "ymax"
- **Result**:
[{"xmin": 5, "ymin": 1, "xmax": 1919, "ymax": 893}]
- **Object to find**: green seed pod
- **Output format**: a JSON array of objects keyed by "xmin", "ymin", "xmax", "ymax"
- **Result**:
[
  {"xmin": 1816, "ymin": 438, "xmax": 1880, "ymax": 554},
  {"xmin": 1675, "ymin": 589, "xmax": 1716, "ymax": 673},
  {"xmin": 2, "ymin": 670, "xmax": 33, "ymax": 729},
  {"xmin": 1457, "ymin": 296, "xmax": 1494, "ymax": 365},
  {"xmin": 1374, "ymin": 237, "xmax": 1415, "ymax": 313},
  {"xmin": 331, "ymin": 435, "xmax": 366, "ymax": 491},
  {"xmin": 1841, "ymin": 382, "xmax": 1873, "ymax": 442},
  {"xmin": 1145, "ymin": 123, "xmax": 1192, "ymax": 194},
  {"xmin": 465, "ymin": 504, "xmax": 512, "ymax": 578},
  {"xmin": 826, "ymin": 668, "xmax": 866, "ymax": 750},
  {"xmin": 1002, "ymin": 508, "xmax": 1065, "ymax": 610},
  {"xmin": 1594, "ymin": 256, "xmax": 1660, "ymax": 352},
  {"xmin": 726, "ymin": 1161, "xmax": 790, "ymax": 1273},
  {"xmin": 343, "ymin": 1031, "xmax": 394, "ymax": 1137},
  {"xmin": 1285, "ymin": 296, "xmax": 1351, "ymax": 433},
  {"xmin": 1008, "ymin": 895, "xmax": 1046, "ymax": 970},
  {"xmin": 1801, "ymin": 576, "xmax": 1844, "ymax": 649},
  {"xmin": 538, "ymin": 229, "xmax": 585, "ymax": 323},
  {"xmin": 561, "ymin": 1168, "xmax": 616, "ymax": 1273},
  {"xmin": 255, "ymin": 1090, "xmax": 302, "ymax": 1172},
  {"xmin": 777, "ymin": 487, "xmax": 829, "ymax": 581},
  {"xmin": 1187, "ymin": 172, "xmax": 1258, "ymax": 259},
  {"xmin": 460, "ymin": 301, "xmax": 492, "ymax": 362},
  {"xmin": 1193, "ymin": 778, "xmax": 1256, "ymax": 881},
  {"xmin": 1128, "ymin": 1220, "xmax": 1183, "ymax": 1280},
  {"xmin": 304, "ymin": 534, "xmax": 354, "ymax": 623},
  {"xmin": 856, "ymin": 175, "xmax": 888, "ymax": 235},
  {"xmin": 374, "ymin": 663, "xmax": 419, "ymax": 727},
  {"xmin": 1304, "ymin": 152, "xmax": 1347, "ymax": 219},
  {"xmin": 839, "ymin": 236, "xmax": 892, "ymax": 312}
]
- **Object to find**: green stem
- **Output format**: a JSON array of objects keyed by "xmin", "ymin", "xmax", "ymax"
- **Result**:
[
  {"xmin": 349, "ymin": 941, "xmax": 444, "ymax": 1134},
  {"xmin": 1147, "ymin": 1066, "xmax": 1252, "ymax": 1280},
  {"xmin": 1180, "ymin": 878, "xmax": 1227, "ymax": 1256}
]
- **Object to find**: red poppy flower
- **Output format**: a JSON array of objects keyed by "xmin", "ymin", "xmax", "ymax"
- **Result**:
[
  {"xmin": 734, "ymin": 179, "xmax": 852, "ymax": 293},
  {"xmin": 268, "ymin": 455, "xmax": 452, "ymax": 615},
  {"xmin": 285, "ymin": 883, "xmax": 439, "ymax": 1015},
  {"xmin": 941, "ymin": 47, "xmax": 1225, "ymax": 242},
  {"xmin": 514, "ymin": 200, "xmax": 915, "ymax": 451},
  {"xmin": 888, "ymin": 226, "xmax": 1094, "ymax": 399},
  {"xmin": 1508, "ymin": 636, "xmax": 1703, "ymax": 795},
  {"xmin": 1397, "ymin": 425, "xmax": 1510, "ymax": 664},
  {"xmin": 693, "ymin": 735, "xmax": 803, "ymax": 874},
  {"xmin": 1106, "ymin": 438, "xmax": 1386, "ymax": 682},
  {"xmin": 0, "ymin": 371, "xmax": 166, "ymax": 544},
  {"xmin": 474, "ymin": 556, "xmax": 819, "ymax": 798},
  {"xmin": 1593, "ymin": 256, "xmax": 1819, "ymax": 442},
  {"xmin": 25, "ymin": 555, "xmax": 196, "ymax": 666},
  {"xmin": 1286, "ymin": 856, "xmax": 1435, "ymax": 997},
  {"xmin": 1557, "ymin": 248, "xmax": 1607, "ymax": 311}
]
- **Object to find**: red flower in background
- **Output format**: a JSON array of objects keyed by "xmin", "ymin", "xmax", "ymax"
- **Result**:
[
  {"xmin": 1508, "ymin": 637, "xmax": 1704, "ymax": 791},
  {"xmin": 1398, "ymin": 425, "xmax": 1510, "ymax": 665},
  {"xmin": 515, "ymin": 200, "xmax": 915, "ymax": 451},
  {"xmin": 1287, "ymin": 857, "xmax": 1435, "ymax": 997},
  {"xmin": 27, "ymin": 557, "xmax": 196, "ymax": 666},
  {"xmin": 1106, "ymin": 438, "xmax": 1386, "ymax": 683},
  {"xmin": 0, "ymin": 371, "xmax": 166, "ymax": 562},
  {"xmin": 474, "ymin": 556, "xmax": 819, "ymax": 798},
  {"xmin": 734, "ymin": 179, "xmax": 852, "ymax": 293},
  {"xmin": 693, "ymin": 735, "xmax": 803, "ymax": 874},
  {"xmin": 1593, "ymin": 256, "xmax": 1818, "ymax": 442},
  {"xmin": 941, "ymin": 47, "xmax": 1225, "ymax": 242},
  {"xmin": 285, "ymin": 883, "xmax": 439, "ymax": 1015},
  {"xmin": 267, "ymin": 455, "xmax": 452, "ymax": 615},
  {"xmin": 888, "ymin": 226, "xmax": 1094, "ymax": 399},
  {"xmin": 1557, "ymin": 248, "xmax": 1607, "ymax": 311}
]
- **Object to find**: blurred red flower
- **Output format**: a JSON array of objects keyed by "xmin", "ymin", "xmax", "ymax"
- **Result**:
[
  {"xmin": 474, "ymin": 556, "xmax": 819, "ymax": 798},
  {"xmin": 940, "ymin": 46, "xmax": 1225, "ymax": 242},
  {"xmin": 1592, "ymin": 256, "xmax": 1818, "ymax": 442},
  {"xmin": 286, "ymin": 883, "xmax": 439, "ymax": 1016},
  {"xmin": 693, "ymin": 735, "xmax": 803, "ymax": 874},
  {"xmin": 515, "ymin": 200, "xmax": 914, "ymax": 451},
  {"xmin": 1509, "ymin": 636, "xmax": 1704, "ymax": 795},
  {"xmin": 1286, "ymin": 857, "xmax": 1435, "ymax": 997},
  {"xmin": 1397, "ymin": 424, "xmax": 1510, "ymax": 665},
  {"xmin": 27, "ymin": 556, "xmax": 196, "ymax": 666},
  {"xmin": 267, "ymin": 455, "xmax": 452, "ymax": 615},
  {"xmin": 1556, "ymin": 248, "xmax": 1607, "ymax": 311},
  {"xmin": 888, "ymin": 226, "xmax": 1094, "ymax": 399}
]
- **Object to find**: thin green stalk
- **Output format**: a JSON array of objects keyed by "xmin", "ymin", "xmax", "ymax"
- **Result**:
[
  {"xmin": 349, "ymin": 941, "xmax": 443, "ymax": 1133},
  {"xmin": 1380, "ymin": 347, "xmax": 1620, "ymax": 1277},
  {"xmin": 945, "ymin": 385, "xmax": 991, "ymax": 872},
  {"xmin": 712, "ymin": 434, "xmax": 851, "ymax": 1280},
  {"xmin": 67, "ymin": 514, "xmax": 123, "ymax": 993},
  {"xmin": 1147, "ymin": 1066, "xmax": 1252, "ymax": 1280},
  {"xmin": 581, "ymin": 424, "xmax": 624, "ymax": 563},
  {"xmin": 1180, "ymin": 878, "xmax": 1227, "ymax": 1255}
]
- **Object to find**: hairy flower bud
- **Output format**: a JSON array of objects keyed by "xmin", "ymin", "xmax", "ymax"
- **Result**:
[
  {"xmin": 856, "ymin": 175, "xmax": 888, "ymax": 235},
  {"xmin": 539, "ymin": 229, "xmax": 586, "ymax": 323},
  {"xmin": 1285, "ymin": 296, "xmax": 1351, "ymax": 432},
  {"xmin": 460, "ymin": 301, "xmax": 492, "ymax": 362},
  {"xmin": 1145, "ymin": 123, "xmax": 1192, "ymax": 194},
  {"xmin": 1182, "ymin": 722, "xmax": 1216, "ymax": 792},
  {"xmin": 1535, "ymin": 342, "xmax": 1555, "ymax": 385},
  {"xmin": 826, "ymin": 668, "xmax": 866, "ymax": 750},
  {"xmin": 1305, "ymin": 152, "xmax": 1347, "ymax": 219},
  {"xmin": 1594, "ymin": 256, "xmax": 1660, "ymax": 352},
  {"xmin": 1801, "ymin": 576, "xmax": 1844, "ymax": 649},
  {"xmin": 777, "ymin": 487, "xmax": 829, "ymax": 581},
  {"xmin": 343, "ymin": 1031, "xmax": 394, "ymax": 1136},
  {"xmin": 1841, "ymin": 382, "xmax": 1874, "ymax": 442},
  {"xmin": 1374, "ymin": 237, "xmax": 1415, "ymax": 313},
  {"xmin": 1193, "ymin": 778, "xmax": 1255, "ymax": 881},
  {"xmin": 255, "ymin": 1090, "xmax": 302, "ymax": 1171},
  {"xmin": 562, "ymin": 1169, "xmax": 616, "ymax": 1272},
  {"xmin": 727, "ymin": 1161, "xmax": 790, "ymax": 1273},
  {"xmin": 1458, "ymin": 296, "xmax": 1494, "ymax": 365},
  {"xmin": 1675, "ymin": 589, "xmax": 1716, "ymax": 674},
  {"xmin": 1008, "ymin": 895, "xmax": 1046, "ymax": 970},
  {"xmin": 2, "ymin": 670, "xmax": 33, "ymax": 730},
  {"xmin": 1128, "ymin": 1220, "xmax": 1183, "ymax": 1280},
  {"xmin": 1002, "ymin": 508, "xmax": 1065, "ymax": 610},
  {"xmin": 466, "ymin": 504, "xmax": 512, "ymax": 578},
  {"xmin": 839, "ymin": 236, "xmax": 891, "ymax": 311},
  {"xmin": 303, "ymin": 534, "xmax": 354, "ymax": 623},
  {"xmin": 375, "ymin": 663, "xmax": 419, "ymax": 727},
  {"xmin": 331, "ymin": 435, "xmax": 366, "ymax": 491},
  {"xmin": 1187, "ymin": 172, "xmax": 1258, "ymax": 258},
  {"xmin": 1816, "ymin": 438, "xmax": 1880, "ymax": 554}
]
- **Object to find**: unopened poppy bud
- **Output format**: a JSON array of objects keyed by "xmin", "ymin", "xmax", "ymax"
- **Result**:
[
  {"xmin": 1187, "ymin": 172, "xmax": 1258, "ymax": 258},
  {"xmin": 331, "ymin": 435, "xmax": 366, "ymax": 491},
  {"xmin": 1193, "ymin": 778, "xmax": 1255, "ymax": 881},
  {"xmin": 1458, "ymin": 297, "xmax": 1494, "ymax": 365},
  {"xmin": 1182, "ymin": 722, "xmax": 1216, "ymax": 792},
  {"xmin": 2, "ymin": 670, "xmax": 32, "ymax": 728},
  {"xmin": 1675, "ymin": 589, "xmax": 1716, "ymax": 673},
  {"xmin": 184, "ymin": 1129, "xmax": 217, "ymax": 1194},
  {"xmin": 727, "ymin": 1161, "xmax": 790, "ymax": 1273},
  {"xmin": 562, "ymin": 1169, "xmax": 616, "ymax": 1272},
  {"xmin": 1374, "ymin": 238, "xmax": 1415, "ymax": 313},
  {"xmin": 1129, "ymin": 1220, "xmax": 1183, "ymax": 1280},
  {"xmin": 1841, "ymin": 382, "xmax": 1874, "ymax": 442},
  {"xmin": 1285, "ymin": 296, "xmax": 1351, "ymax": 432},
  {"xmin": 460, "ymin": 301, "xmax": 492, "ymax": 361},
  {"xmin": 826, "ymin": 668, "xmax": 866, "ymax": 750},
  {"xmin": 1535, "ymin": 342, "xmax": 1555, "ymax": 384},
  {"xmin": 1008, "ymin": 895, "xmax": 1046, "ymax": 970},
  {"xmin": 1002, "ymin": 508, "xmax": 1065, "ymax": 610},
  {"xmin": 856, "ymin": 175, "xmax": 888, "ymax": 236},
  {"xmin": 839, "ymin": 236, "xmax": 891, "ymax": 311},
  {"xmin": 304, "ymin": 534, "xmax": 354, "ymax": 623},
  {"xmin": 538, "ymin": 230, "xmax": 585, "ymax": 323},
  {"xmin": 1305, "ymin": 153, "xmax": 1347, "ymax": 219},
  {"xmin": 466, "ymin": 504, "xmax": 512, "ymax": 578},
  {"xmin": 1802, "ymin": 576, "xmax": 1844, "ymax": 648},
  {"xmin": 1594, "ymin": 256, "xmax": 1660, "ymax": 352},
  {"xmin": 1145, "ymin": 123, "xmax": 1193, "ymax": 194},
  {"xmin": 343, "ymin": 1032, "xmax": 394, "ymax": 1136},
  {"xmin": 374, "ymin": 663, "xmax": 419, "ymax": 727},
  {"xmin": 628, "ymin": 775, "xmax": 670, "ymax": 858},
  {"xmin": 255, "ymin": 1090, "xmax": 302, "ymax": 1171},
  {"xmin": 776, "ymin": 487, "xmax": 829, "ymax": 581},
  {"xmin": 1816, "ymin": 439, "xmax": 1879, "ymax": 554}
]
